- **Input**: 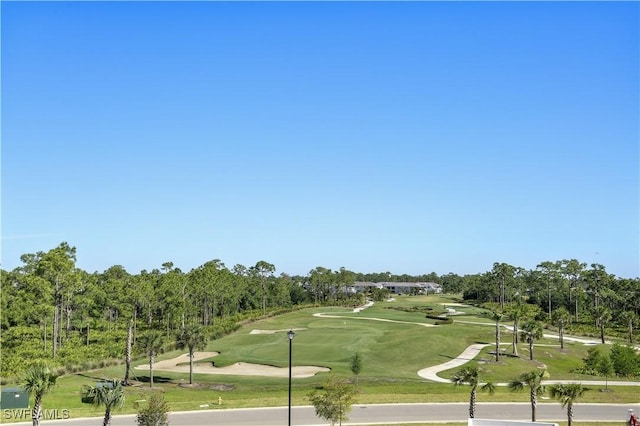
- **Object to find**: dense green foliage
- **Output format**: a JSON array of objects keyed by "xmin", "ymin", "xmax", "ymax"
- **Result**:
[
  {"xmin": 462, "ymin": 261, "xmax": 640, "ymax": 344},
  {"xmin": 609, "ymin": 343, "xmax": 640, "ymax": 377},
  {"xmin": 577, "ymin": 344, "xmax": 640, "ymax": 378}
]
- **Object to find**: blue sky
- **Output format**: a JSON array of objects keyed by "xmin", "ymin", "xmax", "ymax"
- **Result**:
[{"xmin": 2, "ymin": 1, "xmax": 638, "ymax": 278}]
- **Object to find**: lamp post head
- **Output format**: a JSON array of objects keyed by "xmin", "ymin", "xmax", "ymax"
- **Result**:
[{"xmin": 287, "ymin": 330, "xmax": 295, "ymax": 340}]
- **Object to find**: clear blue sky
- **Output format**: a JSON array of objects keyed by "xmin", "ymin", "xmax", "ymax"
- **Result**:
[{"xmin": 2, "ymin": 1, "xmax": 638, "ymax": 278}]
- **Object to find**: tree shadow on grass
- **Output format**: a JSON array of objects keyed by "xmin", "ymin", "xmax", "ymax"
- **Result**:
[
  {"xmin": 136, "ymin": 375, "xmax": 173, "ymax": 384},
  {"xmin": 77, "ymin": 373, "xmax": 109, "ymax": 381}
]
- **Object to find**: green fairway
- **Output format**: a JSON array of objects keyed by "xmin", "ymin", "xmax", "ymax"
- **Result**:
[{"xmin": 4, "ymin": 295, "xmax": 638, "ymax": 423}]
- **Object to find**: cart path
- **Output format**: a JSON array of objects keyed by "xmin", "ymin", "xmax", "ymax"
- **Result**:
[
  {"xmin": 417, "ymin": 343, "xmax": 491, "ymax": 382},
  {"xmin": 312, "ymin": 312, "xmax": 436, "ymax": 327}
]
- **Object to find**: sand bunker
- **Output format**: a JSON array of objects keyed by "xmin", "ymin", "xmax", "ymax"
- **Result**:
[
  {"xmin": 135, "ymin": 352, "xmax": 329, "ymax": 378},
  {"xmin": 209, "ymin": 362, "xmax": 329, "ymax": 378}
]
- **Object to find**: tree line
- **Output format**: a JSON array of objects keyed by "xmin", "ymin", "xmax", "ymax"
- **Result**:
[
  {"xmin": 458, "ymin": 261, "xmax": 640, "ymax": 343},
  {"xmin": 1, "ymin": 242, "xmax": 638, "ymax": 378}
]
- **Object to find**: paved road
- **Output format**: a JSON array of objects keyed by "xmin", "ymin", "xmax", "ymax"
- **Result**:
[{"xmin": 11, "ymin": 403, "xmax": 639, "ymax": 425}]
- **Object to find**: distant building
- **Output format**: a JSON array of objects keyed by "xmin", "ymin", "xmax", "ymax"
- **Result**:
[
  {"xmin": 353, "ymin": 281, "xmax": 384, "ymax": 292},
  {"xmin": 352, "ymin": 281, "xmax": 442, "ymax": 295},
  {"xmin": 423, "ymin": 282, "xmax": 442, "ymax": 294}
]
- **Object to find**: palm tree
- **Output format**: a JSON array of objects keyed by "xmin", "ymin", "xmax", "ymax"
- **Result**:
[
  {"xmin": 520, "ymin": 320, "xmax": 544, "ymax": 361},
  {"xmin": 506, "ymin": 303, "xmax": 526, "ymax": 356},
  {"xmin": 451, "ymin": 366, "xmax": 495, "ymax": 419},
  {"xmin": 548, "ymin": 383, "xmax": 590, "ymax": 426},
  {"xmin": 551, "ymin": 307, "xmax": 571, "ymax": 350},
  {"xmin": 508, "ymin": 369, "xmax": 549, "ymax": 421},
  {"xmin": 84, "ymin": 379, "xmax": 125, "ymax": 426},
  {"xmin": 21, "ymin": 364, "xmax": 58, "ymax": 426},
  {"xmin": 176, "ymin": 324, "xmax": 207, "ymax": 385},
  {"xmin": 489, "ymin": 310, "xmax": 504, "ymax": 362},
  {"xmin": 138, "ymin": 330, "xmax": 165, "ymax": 388}
]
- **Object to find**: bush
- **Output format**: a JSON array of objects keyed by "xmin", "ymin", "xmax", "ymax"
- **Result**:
[
  {"xmin": 136, "ymin": 393, "xmax": 170, "ymax": 426},
  {"xmin": 610, "ymin": 343, "xmax": 640, "ymax": 377},
  {"xmin": 580, "ymin": 346, "xmax": 602, "ymax": 375},
  {"xmin": 425, "ymin": 313, "xmax": 448, "ymax": 321}
]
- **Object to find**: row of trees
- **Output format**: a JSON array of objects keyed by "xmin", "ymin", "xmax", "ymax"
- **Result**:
[
  {"xmin": 2, "ymin": 243, "xmax": 638, "ymax": 377},
  {"xmin": 452, "ymin": 366, "xmax": 589, "ymax": 426},
  {"xmin": 461, "ymin": 261, "xmax": 640, "ymax": 322},
  {"xmin": 467, "ymin": 261, "xmax": 640, "ymax": 350},
  {"xmin": 20, "ymin": 364, "xmax": 169, "ymax": 426}
]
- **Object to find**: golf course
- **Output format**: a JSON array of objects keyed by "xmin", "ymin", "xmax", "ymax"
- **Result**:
[{"xmin": 7, "ymin": 294, "xmax": 639, "ymax": 424}]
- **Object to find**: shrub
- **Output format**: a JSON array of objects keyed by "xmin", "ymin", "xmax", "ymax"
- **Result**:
[
  {"xmin": 136, "ymin": 393, "xmax": 170, "ymax": 426},
  {"xmin": 425, "ymin": 313, "xmax": 448, "ymax": 321},
  {"xmin": 610, "ymin": 343, "xmax": 640, "ymax": 377},
  {"xmin": 580, "ymin": 347, "xmax": 602, "ymax": 375}
]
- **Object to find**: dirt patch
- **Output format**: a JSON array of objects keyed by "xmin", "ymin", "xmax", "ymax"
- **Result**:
[
  {"xmin": 210, "ymin": 383, "xmax": 235, "ymax": 391},
  {"xmin": 178, "ymin": 382, "xmax": 205, "ymax": 389},
  {"xmin": 249, "ymin": 328, "xmax": 306, "ymax": 335}
]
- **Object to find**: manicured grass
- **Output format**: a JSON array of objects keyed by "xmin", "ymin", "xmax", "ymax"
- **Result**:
[
  {"xmin": 201, "ymin": 305, "xmax": 492, "ymax": 379},
  {"xmin": 389, "ymin": 295, "xmax": 489, "ymax": 317},
  {"xmin": 437, "ymin": 339, "xmax": 608, "ymax": 382},
  {"xmin": 5, "ymin": 295, "xmax": 638, "ymax": 424}
]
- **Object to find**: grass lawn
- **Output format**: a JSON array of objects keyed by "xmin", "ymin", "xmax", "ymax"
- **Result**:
[{"xmin": 5, "ymin": 295, "xmax": 638, "ymax": 423}]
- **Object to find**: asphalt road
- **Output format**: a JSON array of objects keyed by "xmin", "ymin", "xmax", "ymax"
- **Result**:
[{"xmin": 10, "ymin": 403, "xmax": 639, "ymax": 425}]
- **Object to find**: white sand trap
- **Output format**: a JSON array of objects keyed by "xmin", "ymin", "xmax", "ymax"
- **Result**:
[
  {"xmin": 210, "ymin": 362, "xmax": 329, "ymax": 378},
  {"xmin": 136, "ymin": 352, "xmax": 220, "ymax": 372},
  {"xmin": 136, "ymin": 352, "xmax": 329, "ymax": 378},
  {"xmin": 249, "ymin": 327, "xmax": 306, "ymax": 335}
]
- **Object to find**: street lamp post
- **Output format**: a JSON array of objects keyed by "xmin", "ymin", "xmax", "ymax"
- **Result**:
[{"xmin": 287, "ymin": 329, "xmax": 295, "ymax": 426}]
